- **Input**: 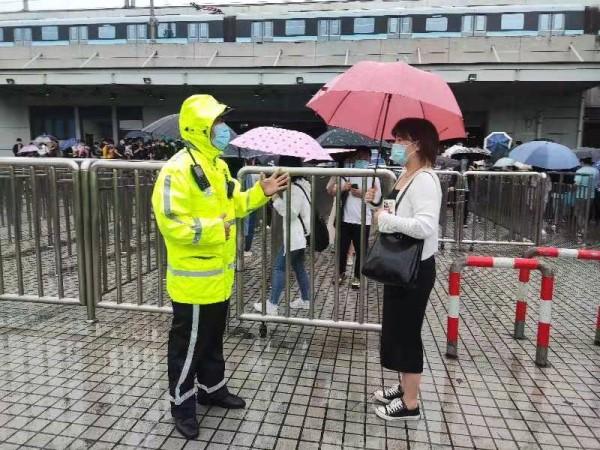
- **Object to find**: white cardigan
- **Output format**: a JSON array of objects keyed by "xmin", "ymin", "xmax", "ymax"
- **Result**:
[
  {"xmin": 377, "ymin": 170, "xmax": 442, "ymax": 260},
  {"xmin": 272, "ymin": 178, "xmax": 311, "ymax": 253}
]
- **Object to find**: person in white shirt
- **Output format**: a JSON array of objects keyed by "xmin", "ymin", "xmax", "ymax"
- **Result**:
[
  {"xmin": 327, "ymin": 147, "xmax": 381, "ymax": 289},
  {"xmin": 365, "ymin": 118, "xmax": 442, "ymax": 422},
  {"xmin": 254, "ymin": 156, "xmax": 311, "ymax": 315}
]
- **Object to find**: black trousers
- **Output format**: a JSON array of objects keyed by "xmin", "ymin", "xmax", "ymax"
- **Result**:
[
  {"xmin": 380, "ymin": 256, "xmax": 436, "ymax": 374},
  {"xmin": 168, "ymin": 300, "xmax": 228, "ymax": 418},
  {"xmin": 338, "ymin": 221, "xmax": 370, "ymax": 279}
]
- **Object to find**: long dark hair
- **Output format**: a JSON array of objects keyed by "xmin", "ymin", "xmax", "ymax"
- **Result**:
[{"xmin": 279, "ymin": 155, "xmax": 304, "ymax": 181}]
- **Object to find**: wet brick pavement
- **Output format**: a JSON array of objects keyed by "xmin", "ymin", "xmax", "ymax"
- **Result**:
[{"xmin": 0, "ymin": 243, "xmax": 598, "ymax": 450}]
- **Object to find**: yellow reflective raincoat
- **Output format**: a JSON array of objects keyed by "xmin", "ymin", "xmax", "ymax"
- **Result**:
[{"xmin": 152, "ymin": 95, "xmax": 269, "ymax": 304}]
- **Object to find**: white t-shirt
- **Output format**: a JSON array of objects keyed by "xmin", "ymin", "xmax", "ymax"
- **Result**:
[
  {"xmin": 342, "ymin": 176, "xmax": 381, "ymax": 226},
  {"xmin": 377, "ymin": 170, "xmax": 442, "ymax": 260}
]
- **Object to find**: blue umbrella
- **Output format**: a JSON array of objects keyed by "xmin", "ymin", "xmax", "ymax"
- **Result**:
[
  {"xmin": 484, "ymin": 132, "xmax": 512, "ymax": 159},
  {"xmin": 59, "ymin": 138, "xmax": 78, "ymax": 151},
  {"xmin": 509, "ymin": 141, "xmax": 579, "ymax": 170}
]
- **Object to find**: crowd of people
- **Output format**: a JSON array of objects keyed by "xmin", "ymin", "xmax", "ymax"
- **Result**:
[{"xmin": 11, "ymin": 136, "xmax": 182, "ymax": 160}]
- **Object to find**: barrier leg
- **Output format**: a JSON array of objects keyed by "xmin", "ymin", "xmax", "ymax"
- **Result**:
[
  {"xmin": 595, "ymin": 305, "xmax": 600, "ymax": 346},
  {"xmin": 514, "ymin": 268, "xmax": 530, "ymax": 339},
  {"xmin": 535, "ymin": 275, "xmax": 554, "ymax": 367},
  {"xmin": 446, "ymin": 271, "xmax": 461, "ymax": 358}
]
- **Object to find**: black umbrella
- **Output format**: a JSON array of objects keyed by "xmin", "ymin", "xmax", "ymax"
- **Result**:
[
  {"xmin": 125, "ymin": 130, "xmax": 152, "ymax": 141},
  {"xmin": 317, "ymin": 127, "xmax": 391, "ymax": 149}
]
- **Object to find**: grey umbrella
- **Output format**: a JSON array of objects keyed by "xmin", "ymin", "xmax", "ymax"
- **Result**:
[
  {"xmin": 142, "ymin": 113, "xmax": 179, "ymax": 139},
  {"xmin": 575, "ymin": 147, "xmax": 600, "ymax": 162},
  {"xmin": 142, "ymin": 113, "xmax": 264, "ymax": 159},
  {"xmin": 317, "ymin": 127, "xmax": 391, "ymax": 149}
]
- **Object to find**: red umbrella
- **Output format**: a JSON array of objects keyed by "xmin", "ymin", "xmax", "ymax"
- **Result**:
[{"xmin": 307, "ymin": 61, "xmax": 466, "ymax": 142}]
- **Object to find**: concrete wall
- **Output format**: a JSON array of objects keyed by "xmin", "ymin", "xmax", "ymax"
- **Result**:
[
  {"xmin": 0, "ymin": 99, "xmax": 29, "ymax": 154},
  {"xmin": 458, "ymin": 88, "xmax": 581, "ymax": 147}
]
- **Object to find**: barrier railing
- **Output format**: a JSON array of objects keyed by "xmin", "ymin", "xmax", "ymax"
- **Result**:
[
  {"xmin": 464, "ymin": 171, "xmax": 547, "ymax": 247},
  {"xmin": 0, "ymin": 158, "xmax": 571, "ymax": 336},
  {"xmin": 446, "ymin": 255, "xmax": 554, "ymax": 367},
  {"xmin": 544, "ymin": 172, "xmax": 594, "ymax": 243},
  {"xmin": 236, "ymin": 167, "xmax": 396, "ymax": 334},
  {"xmin": 83, "ymin": 160, "xmax": 168, "ymax": 319},
  {"xmin": 522, "ymin": 246, "xmax": 600, "ymax": 345},
  {"xmin": 0, "ymin": 158, "xmax": 86, "ymax": 307}
]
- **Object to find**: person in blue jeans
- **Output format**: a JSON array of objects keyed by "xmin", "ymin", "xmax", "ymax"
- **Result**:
[{"xmin": 254, "ymin": 156, "xmax": 311, "ymax": 315}]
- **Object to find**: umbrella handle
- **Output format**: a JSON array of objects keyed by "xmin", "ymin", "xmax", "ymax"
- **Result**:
[{"xmin": 373, "ymin": 94, "xmax": 392, "ymax": 180}]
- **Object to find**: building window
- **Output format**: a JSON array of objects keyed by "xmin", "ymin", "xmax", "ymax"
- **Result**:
[
  {"xmin": 462, "ymin": 15, "xmax": 487, "ymax": 35},
  {"xmin": 69, "ymin": 26, "xmax": 88, "ymax": 42},
  {"xmin": 318, "ymin": 19, "xmax": 341, "ymax": 39},
  {"xmin": 285, "ymin": 20, "xmax": 305, "ymax": 36},
  {"xmin": 354, "ymin": 17, "xmax": 375, "ymax": 34},
  {"xmin": 539, "ymin": 13, "xmax": 565, "ymax": 34},
  {"xmin": 251, "ymin": 21, "xmax": 273, "ymax": 41},
  {"xmin": 388, "ymin": 17, "xmax": 412, "ymax": 36},
  {"xmin": 41, "ymin": 26, "xmax": 59, "ymax": 41},
  {"xmin": 400, "ymin": 17, "xmax": 412, "ymax": 34},
  {"xmin": 127, "ymin": 24, "xmax": 147, "ymax": 40},
  {"xmin": 425, "ymin": 16, "xmax": 448, "ymax": 32},
  {"xmin": 188, "ymin": 23, "xmax": 209, "ymax": 41},
  {"xmin": 0, "ymin": 28, "xmax": 4, "ymax": 42},
  {"xmin": 388, "ymin": 18, "xmax": 399, "ymax": 34},
  {"xmin": 98, "ymin": 25, "xmax": 116, "ymax": 39},
  {"xmin": 501, "ymin": 13, "xmax": 525, "ymax": 30},
  {"xmin": 14, "ymin": 28, "xmax": 32, "ymax": 44},
  {"xmin": 158, "ymin": 22, "xmax": 177, "ymax": 38}
]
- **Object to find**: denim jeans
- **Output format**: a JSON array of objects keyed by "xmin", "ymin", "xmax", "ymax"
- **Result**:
[
  {"xmin": 270, "ymin": 248, "xmax": 311, "ymax": 305},
  {"xmin": 244, "ymin": 211, "xmax": 257, "ymax": 252}
]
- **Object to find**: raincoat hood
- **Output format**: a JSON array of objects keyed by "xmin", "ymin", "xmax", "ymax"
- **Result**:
[{"xmin": 179, "ymin": 94, "xmax": 229, "ymax": 159}]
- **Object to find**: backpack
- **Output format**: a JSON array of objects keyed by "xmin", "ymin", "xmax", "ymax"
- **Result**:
[{"xmin": 294, "ymin": 182, "xmax": 330, "ymax": 252}]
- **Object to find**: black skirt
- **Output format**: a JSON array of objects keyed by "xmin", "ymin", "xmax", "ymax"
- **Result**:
[{"xmin": 380, "ymin": 256, "xmax": 436, "ymax": 374}]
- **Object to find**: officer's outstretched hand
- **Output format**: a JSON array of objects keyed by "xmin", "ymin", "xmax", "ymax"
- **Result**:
[{"xmin": 260, "ymin": 171, "xmax": 289, "ymax": 197}]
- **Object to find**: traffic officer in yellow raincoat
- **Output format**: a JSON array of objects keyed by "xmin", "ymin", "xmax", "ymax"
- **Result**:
[{"xmin": 152, "ymin": 95, "xmax": 288, "ymax": 439}]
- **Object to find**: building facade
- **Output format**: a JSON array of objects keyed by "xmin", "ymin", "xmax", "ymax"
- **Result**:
[{"xmin": 0, "ymin": 0, "xmax": 599, "ymax": 152}]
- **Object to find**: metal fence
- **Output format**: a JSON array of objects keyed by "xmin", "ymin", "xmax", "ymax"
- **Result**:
[
  {"xmin": 463, "ymin": 171, "xmax": 547, "ymax": 247},
  {"xmin": 0, "ymin": 158, "xmax": 86, "ymax": 307},
  {"xmin": 544, "ymin": 172, "xmax": 595, "ymax": 243},
  {"xmin": 0, "ymin": 158, "xmax": 558, "ymax": 325}
]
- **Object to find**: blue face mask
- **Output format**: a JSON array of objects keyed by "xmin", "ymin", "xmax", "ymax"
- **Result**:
[
  {"xmin": 354, "ymin": 159, "xmax": 369, "ymax": 169},
  {"xmin": 390, "ymin": 143, "xmax": 408, "ymax": 165},
  {"xmin": 211, "ymin": 123, "xmax": 231, "ymax": 151}
]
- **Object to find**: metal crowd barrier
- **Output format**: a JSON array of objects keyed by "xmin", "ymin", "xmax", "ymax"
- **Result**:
[
  {"xmin": 0, "ymin": 158, "xmax": 86, "ymax": 307},
  {"xmin": 83, "ymin": 160, "xmax": 168, "ymax": 319},
  {"xmin": 544, "ymin": 172, "xmax": 594, "ymax": 243},
  {"xmin": 0, "ymin": 158, "xmax": 563, "ymax": 326},
  {"xmin": 235, "ymin": 167, "xmax": 397, "ymax": 334},
  {"xmin": 464, "ymin": 171, "xmax": 547, "ymax": 247}
]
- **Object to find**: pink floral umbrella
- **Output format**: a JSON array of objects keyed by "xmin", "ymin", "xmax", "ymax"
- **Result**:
[{"xmin": 230, "ymin": 127, "xmax": 332, "ymax": 161}]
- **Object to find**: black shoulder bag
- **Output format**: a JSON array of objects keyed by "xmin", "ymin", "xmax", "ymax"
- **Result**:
[
  {"xmin": 361, "ymin": 174, "xmax": 428, "ymax": 287},
  {"xmin": 294, "ymin": 182, "xmax": 330, "ymax": 252}
]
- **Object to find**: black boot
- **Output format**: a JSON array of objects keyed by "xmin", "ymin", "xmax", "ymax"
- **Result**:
[
  {"xmin": 173, "ymin": 415, "xmax": 199, "ymax": 440},
  {"xmin": 198, "ymin": 386, "xmax": 246, "ymax": 409}
]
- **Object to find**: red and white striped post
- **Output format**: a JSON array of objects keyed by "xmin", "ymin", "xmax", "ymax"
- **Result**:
[
  {"xmin": 524, "ymin": 247, "xmax": 600, "ymax": 346},
  {"xmin": 514, "ymin": 268, "xmax": 530, "ymax": 340},
  {"xmin": 445, "ymin": 256, "xmax": 554, "ymax": 367}
]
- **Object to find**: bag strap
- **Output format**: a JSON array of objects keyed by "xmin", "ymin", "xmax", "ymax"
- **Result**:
[
  {"xmin": 394, "ymin": 170, "xmax": 435, "ymax": 214},
  {"xmin": 293, "ymin": 181, "xmax": 310, "ymax": 236}
]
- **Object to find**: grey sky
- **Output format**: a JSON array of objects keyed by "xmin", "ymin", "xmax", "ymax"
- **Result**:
[{"xmin": 0, "ymin": 0, "xmax": 323, "ymax": 13}]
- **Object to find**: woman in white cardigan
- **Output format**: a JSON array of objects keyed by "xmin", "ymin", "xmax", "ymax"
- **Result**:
[
  {"xmin": 365, "ymin": 118, "xmax": 442, "ymax": 422},
  {"xmin": 254, "ymin": 156, "xmax": 311, "ymax": 316}
]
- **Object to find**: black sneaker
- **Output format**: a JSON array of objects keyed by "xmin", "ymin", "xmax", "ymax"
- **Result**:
[
  {"xmin": 373, "ymin": 384, "xmax": 403, "ymax": 405},
  {"xmin": 375, "ymin": 398, "xmax": 420, "ymax": 421}
]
